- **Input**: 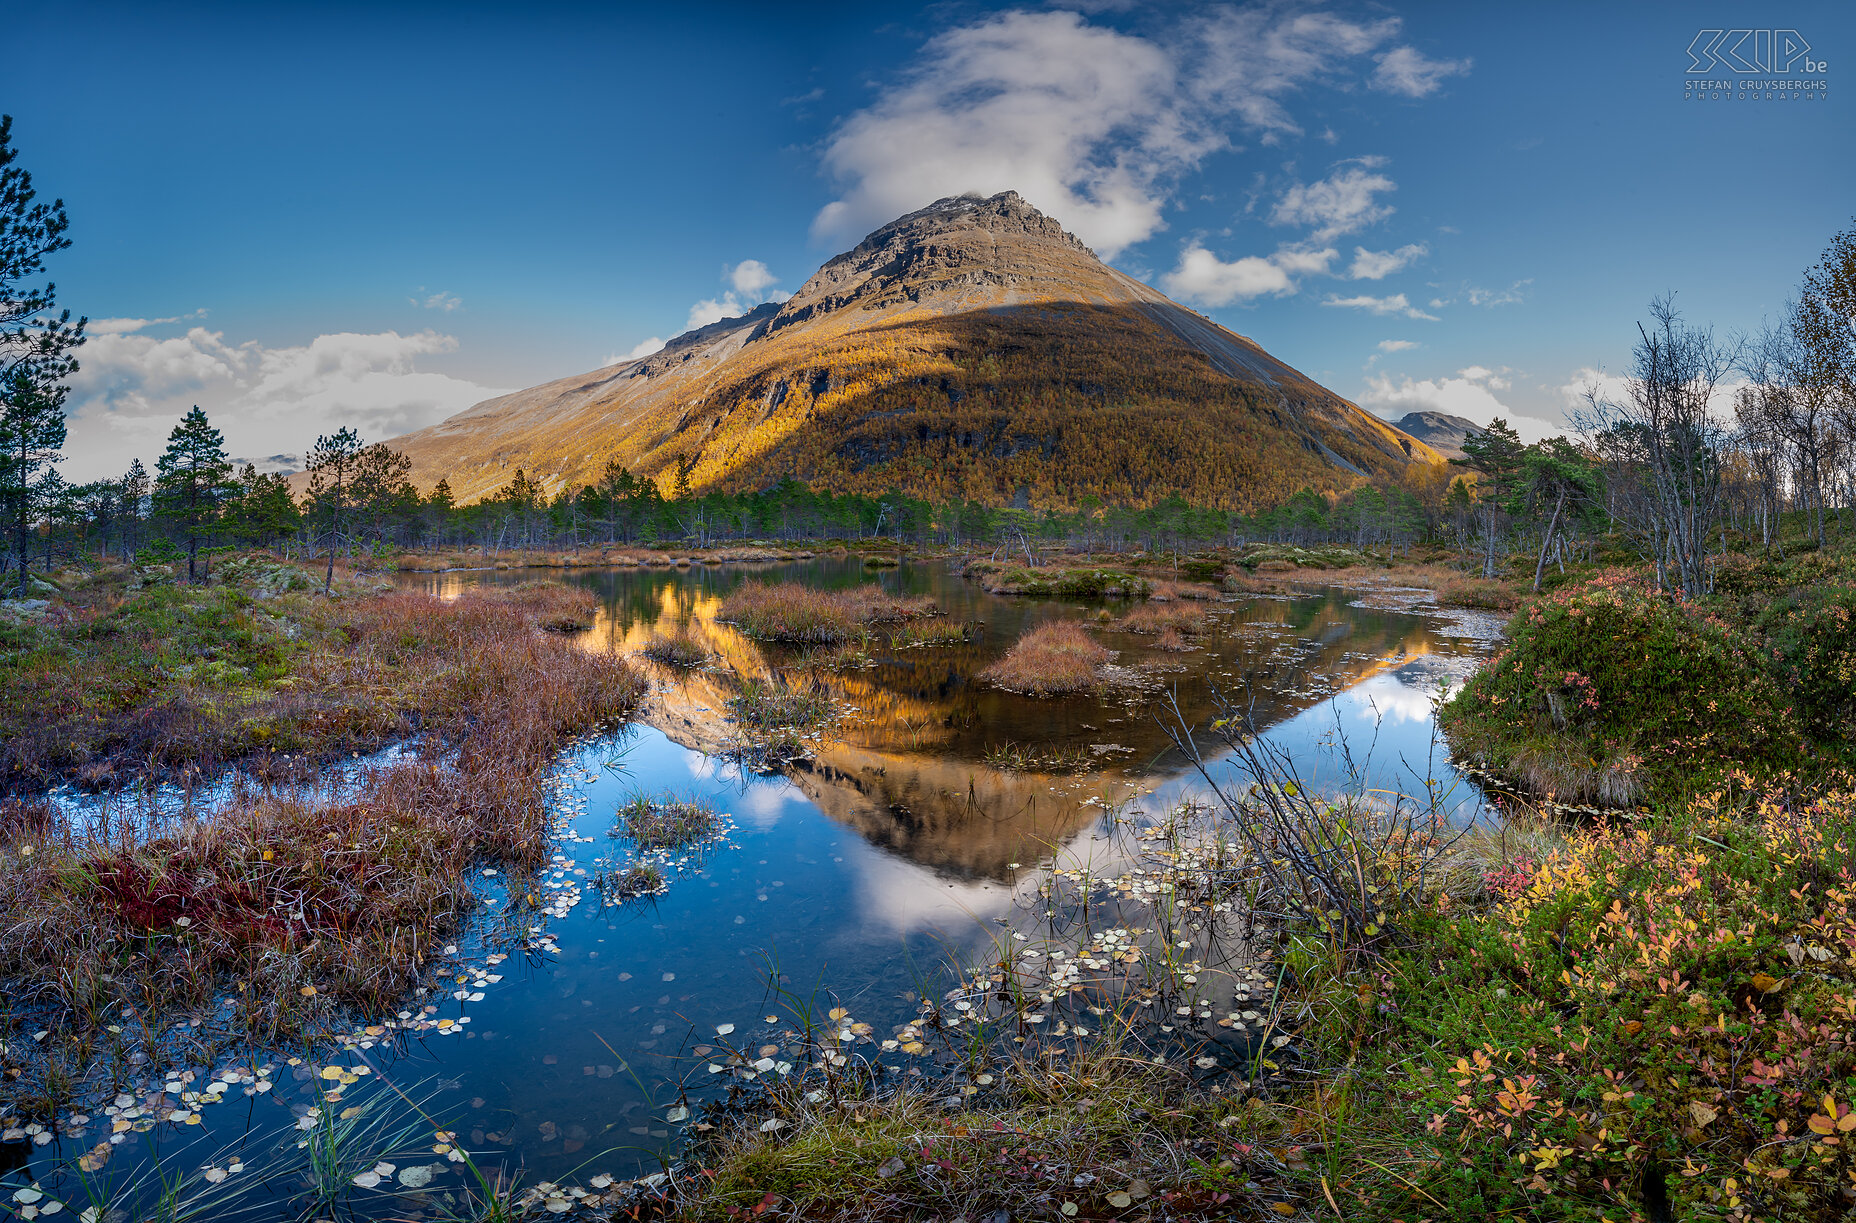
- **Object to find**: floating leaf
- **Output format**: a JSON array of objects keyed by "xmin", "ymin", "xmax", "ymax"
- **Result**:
[{"xmin": 666, "ymin": 1106, "xmax": 689, "ymax": 1123}]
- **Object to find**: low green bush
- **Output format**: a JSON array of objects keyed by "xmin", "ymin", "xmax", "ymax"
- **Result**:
[{"xmin": 1440, "ymin": 576, "xmax": 1800, "ymax": 804}]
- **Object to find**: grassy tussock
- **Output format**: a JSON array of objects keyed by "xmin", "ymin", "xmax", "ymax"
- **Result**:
[
  {"xmin": 717, "ymin": 582, "xmax": 937, "ymax": 644},
  {"xmin": 1116, "ymin": 601, "xmax": 1209, "ymax": 635},
  {"xmin": 617, "ymin": 795, "xmax": 722, "ymax": 852},
  {"xmin": 979, "ymin": 622, "xmax": 1110, "ymax": 696},
  {"xmin": 640, "ymin": 628, "xmax": 709, "ymax": 668},
  {"xmin": 0, "ymin": 585, "xmax": 644, "ymax": 1102}
]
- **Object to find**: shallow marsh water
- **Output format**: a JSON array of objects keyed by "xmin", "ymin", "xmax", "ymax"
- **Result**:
[{"xmin": 1, "ymin": 559, "xmax": 1498, "ymax": 1219}]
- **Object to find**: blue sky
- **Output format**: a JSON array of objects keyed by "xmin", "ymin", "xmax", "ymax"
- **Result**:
[{"xmin": 12, "ymin": 0, "xmax": 1852, "ymax": 480}]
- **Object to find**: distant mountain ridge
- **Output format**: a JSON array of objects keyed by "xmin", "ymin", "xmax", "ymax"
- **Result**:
[
  {"xmin": 389, "ymin": 191, "xmax": 1444, "ymax": 508},
  {"xmin": 1388, "ymin": 411, "xmax": 1484, "ymax": 461}
]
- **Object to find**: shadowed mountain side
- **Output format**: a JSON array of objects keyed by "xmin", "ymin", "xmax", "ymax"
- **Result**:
[{"xmin": 388, "ymin": 191, "xmax": 1441, "ymax": 506}]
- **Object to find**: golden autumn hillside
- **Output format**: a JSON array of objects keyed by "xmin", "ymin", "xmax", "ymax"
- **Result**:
[{"xmin": 388, "ymin": 191, "xmax": 1442, "ymax": 509}]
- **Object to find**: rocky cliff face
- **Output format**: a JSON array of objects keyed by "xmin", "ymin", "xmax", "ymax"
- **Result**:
[{"xmin": 387, "ymin": 192, "xmax": 1442, "ymax": 507}]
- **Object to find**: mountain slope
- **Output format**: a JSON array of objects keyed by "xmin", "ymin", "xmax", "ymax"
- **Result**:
[{"xmin": 391, "ymin": 192, "xmax": 1442, "ymax": 508}]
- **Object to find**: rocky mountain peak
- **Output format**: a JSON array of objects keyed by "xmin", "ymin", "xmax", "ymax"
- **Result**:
[{"xmin": 765, "ymin": 191, "xmax": 1132, "ymax": 335}]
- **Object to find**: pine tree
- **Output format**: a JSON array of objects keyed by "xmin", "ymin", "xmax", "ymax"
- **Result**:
[
  {"xmin": 0, "ymin": 116, "xmax": 86, "ymax": 596},
  {"xmin": 304, "ymin": 427, "xmax": 365, "ymax": 594},
  {"xmin": 154, "ymin": 405, "xmax": 234, "ymax": 582},
  {"xmin": 1454, "ymin": 419, "xmax": 1526, "ymax": 578},
  {"xmin": 119, "ymin": 458, "xmax": 149, "ymax": 557}
]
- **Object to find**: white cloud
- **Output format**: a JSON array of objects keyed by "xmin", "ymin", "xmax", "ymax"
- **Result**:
[
  {"xmin": 1361, "ymin": 369, "xmax": 1563, "ymax": 442},
  {"xmin": 411, "ymin": 289, "xmax": 462, "ymax": 312},
  {"xmin": 1269, "ymin": 243, "xmax": 1338, "ymax": 275},
  {"xmin": 1187, "ymin": 10, "xmax": 1400, "ymax": 139},
  {"xmin": 606, "ymin": 337, "xmax": 665, "ymax": 366},
  {"xmin": 1371, "ymin": 45, "xmax": 1471, "ymax": 97},
  {"xmin": 1163, "ymin": 245, "xmax": 1292, "ymax": 305},
  {"xmin": 61, "ymin": 318, "xmax": 509, "ymax": 481},
  {"xmin": 684, "ymin": 296, "xmax": 741, "ymax": 331},
  {"xmin": 1348, "ymin": 242, "xmax": 1427, "ymax": 280},
  {"xmin": 1456, "ymin": 365, "xmax": 1511, "ymax": 390},
  {"xmin": 1321, "ymin": 292, "xmax": 1438, "ymax": 321},
  {"xmin": 728, "ymin": 260, "xmax": 779, "ymax": 297},
  {"xmin": 1161, "ymin": 240, "xmax": 1335, "ymax": 306},
  {"xmin": 1558, "ymin": 363, "xmax": 1746, "ymax": 425},
  {"xmin": 1431, "ymin": 280, "xmax": 1533, "ymax": 310},
  {"xmin": 813, "ymin": 8, "xmax": 1467, "ymax": 258},
  {"xmin": 677, "ymin": 260, "xmax": 788, "ymax": 335},
  {"xmin": 1466, "ymin": 281, "xmax": 1530, "ymax": 307},
  {"xmin": 1377, "ymin": 339, "xmax": 1419, "ymax": 353},
  {"xmin": 1270, "ymin": 163, "xmax": 1396, "ymax": 241}
]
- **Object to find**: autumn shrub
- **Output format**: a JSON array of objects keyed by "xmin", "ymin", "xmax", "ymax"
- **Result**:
[
  {"xmin": 1752, "ymin": 583, "xmax": 1856, "ymax": 744},
  {"xmin": 1313, "ymin": 790, "xmax": 1856, "ymax": 1221},
  {"xmin": 979, "ymin": 622, "xmax": 1109, "ymax": 695},
  {"xmin": 1440, "ymin": 576, "xmax": 1800, "ymax": 804}
]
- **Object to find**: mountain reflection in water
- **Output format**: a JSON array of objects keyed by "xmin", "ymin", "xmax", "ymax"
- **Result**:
[{"xmin": 413, "ymin": 557, "xmax": 1493, "ymax": 880}]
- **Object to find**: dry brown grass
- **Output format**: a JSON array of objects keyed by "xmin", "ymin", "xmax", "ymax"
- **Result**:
[
  {"xmin": 1152, "ymin": 626, "xmax": 1194, "ymax": 652},
  {"xmin": 979, "ymin": 621, "xmax": 1110, "ymax": 695},
  {"xmin": 1116, "ymin": 601, "xmax": 1209, "ymax": 635},
  {"xmin": 717, "ymin": 581, "xmax": 937, "ymax": 644},
  {"xmin": 1148, "ymin": 578, "xmax": 1221, "ymax": 601}
]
